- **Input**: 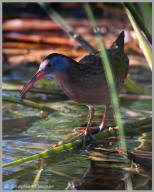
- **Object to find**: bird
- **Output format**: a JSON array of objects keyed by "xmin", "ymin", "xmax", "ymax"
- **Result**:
[{"xmin": 21, "ymin": 31, "xmax": 129, "ymax": 147}]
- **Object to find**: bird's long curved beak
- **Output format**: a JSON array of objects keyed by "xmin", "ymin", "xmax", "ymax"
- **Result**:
[{"xmin": 21, "ymin": 70, "xmax": 45, "ymax": 98}]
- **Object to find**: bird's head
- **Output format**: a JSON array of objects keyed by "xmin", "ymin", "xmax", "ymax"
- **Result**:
[{"xmin": 21, "ymin": 53, "xmax": 70, "ymax": 97}]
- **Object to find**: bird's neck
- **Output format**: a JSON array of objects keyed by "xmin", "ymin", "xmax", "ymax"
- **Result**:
[
  {"xmin": 52, "ymin": 71, "xmax": 76, "ymax": 98},
  {"xmin": 52, "ymin": 71, "xmax": 69, "ymax": 83}
]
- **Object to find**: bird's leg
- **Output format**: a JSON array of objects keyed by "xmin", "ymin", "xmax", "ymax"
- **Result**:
[
  {"xmin": 74, "ymin": 105, "xmax": 94, "ymax": 132},
  {"xmin": 74, "ymin": 105, "xmax": 97, "ymax": 148},
  {"xmin": 99, "ymin": 104, "xmax": 109, "ymax": 132},
  {"xmin": 87, "ymin": 105, "xmax": 94, "ymax": 127},
  {"xmin": 82, "ymin": 104, "xmax": 109, "ymax": 148},
  {"xmin": 82, "ymin": 105, "xmax": 99, "ymax": 148}
]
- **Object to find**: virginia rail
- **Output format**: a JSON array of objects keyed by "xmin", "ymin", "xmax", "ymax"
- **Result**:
[{"xmin": 21, "ymin": 31, "xmax": 129, "ymax": 147}]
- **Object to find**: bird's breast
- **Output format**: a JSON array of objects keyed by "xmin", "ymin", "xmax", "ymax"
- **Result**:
[{"xmin": 52, "ymin": 71, "xmax": 124, "ymax": 105}]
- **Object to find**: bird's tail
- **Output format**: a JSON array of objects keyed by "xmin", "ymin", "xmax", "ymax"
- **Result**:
[{"xmin": 110, "ymin": 31, "xmax": 124, "ymax": 50}]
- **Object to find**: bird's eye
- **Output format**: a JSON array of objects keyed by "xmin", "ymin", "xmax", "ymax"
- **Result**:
[{"xmin": 47, "ymin": 63, "xmax": 52, "ymax": 68}]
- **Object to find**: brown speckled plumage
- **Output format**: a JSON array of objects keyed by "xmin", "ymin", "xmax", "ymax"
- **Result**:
[
  {"xmin": 52, "ymin": 31, "xmax": 129, "ymax": 105},
  {"xmin": 21, "ymin": 31, "xmax": 129, "ymax": 147}
]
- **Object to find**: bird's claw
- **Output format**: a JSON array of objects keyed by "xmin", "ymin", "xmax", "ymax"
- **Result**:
[
  {"xmin": 73, "ymin": 126, "xmax": 87, "ymax": 132},
  {"xmin": 74, "ymin": 126, "xmax": 95, "ymax": 133},
  {"xmin": 81, "ymin": 128, "xmax": 99, "ymax": 149}
]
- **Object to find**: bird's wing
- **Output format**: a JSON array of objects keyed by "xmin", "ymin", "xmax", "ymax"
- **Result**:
[
  {"xmin": 67, "ymin": 54, "xmax": 105, "ymax": 88},
  {"xmin": 67, "ymin": 31, "xmax": 129, "ymax": 86}
]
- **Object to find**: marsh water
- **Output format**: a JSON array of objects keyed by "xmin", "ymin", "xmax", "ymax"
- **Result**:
[{"xmin": 2, "ymin": 63, "xmax": 152, "ymax": 190}]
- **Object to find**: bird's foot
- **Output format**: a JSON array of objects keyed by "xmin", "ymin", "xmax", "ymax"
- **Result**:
[
  {"xmin": 74, "ymin": 126, "xmax": 99, "ymax": 133},
  {"xmin": 81, "ymin": 127, "xmax": 99, "ymax": 149},
  {"xmin": 74, "ymin": 126, "xmax": 91, "ymax": 132},
  {"xmin": 98, "ymin": 124, "xmax": 105, "ymax": 133}
]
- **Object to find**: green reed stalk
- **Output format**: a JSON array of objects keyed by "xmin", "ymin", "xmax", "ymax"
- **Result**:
[
  {"xmin": 124, "ymin": 6, "xmax": 152, "ymax": 70},
  {"xmin": 39, "ymin": 3, "xmax": 97, "ymax": 54},
  {"xmin": 3, "ymin": 95, "xmax": 55, "ymax": 113},
  {"xmin": 84, "ymin": 3, "xmax": 133, "ymax": 189},
  {"xmin": 138, "ymin": 3, "xmax": 152, "ymax": 33},
  {"xmin": 84, "ymin": 3, "xmax": 127, "ymax": 154},
  {"xmin": 31, "ymin": 166, "xmax": 44, "ymax": 189},
  {"xmin": 124, "ymin": 3, "xmax": 152, "ymax": 43}
]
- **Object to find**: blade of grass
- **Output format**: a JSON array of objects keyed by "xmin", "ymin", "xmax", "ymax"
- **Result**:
[
  {"xmin": 84, "ymin": 3, "xmax": 132, "ymax": 190},
  {"xmin": 125, "ymin": 7, "xmax": 152, "ymax": 70},
  {"xmin": 138, "ymin": 3, "xmax": 152, "ymax": 33},
  {"xmin": 123, "ymin": 3, "xmax": 152, "ymax": 44},
  {"xmin": 31, "ymin": 167, "xmax": 43, "ymax": 189},
  {"xmin": 3, "ymin": 95, "xmax": 55, "ymax": 113},
  {"xmin": 50, "ymin": 167, "xmax": 74, "ymax": 179},
  {"xmin": 124, "ymin": 77, "xmax": 146, "ymax": 94},
  {"xmin": 31, "ymin": 159, "xmax": 45, "ymax": 189},
  {"xmin": 39, "ymin": 3, "xmax": 97, "ymax": 54},
  {"xmin": 84, "ymin": 3, "xmax": 127, "ymax": 154}
]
